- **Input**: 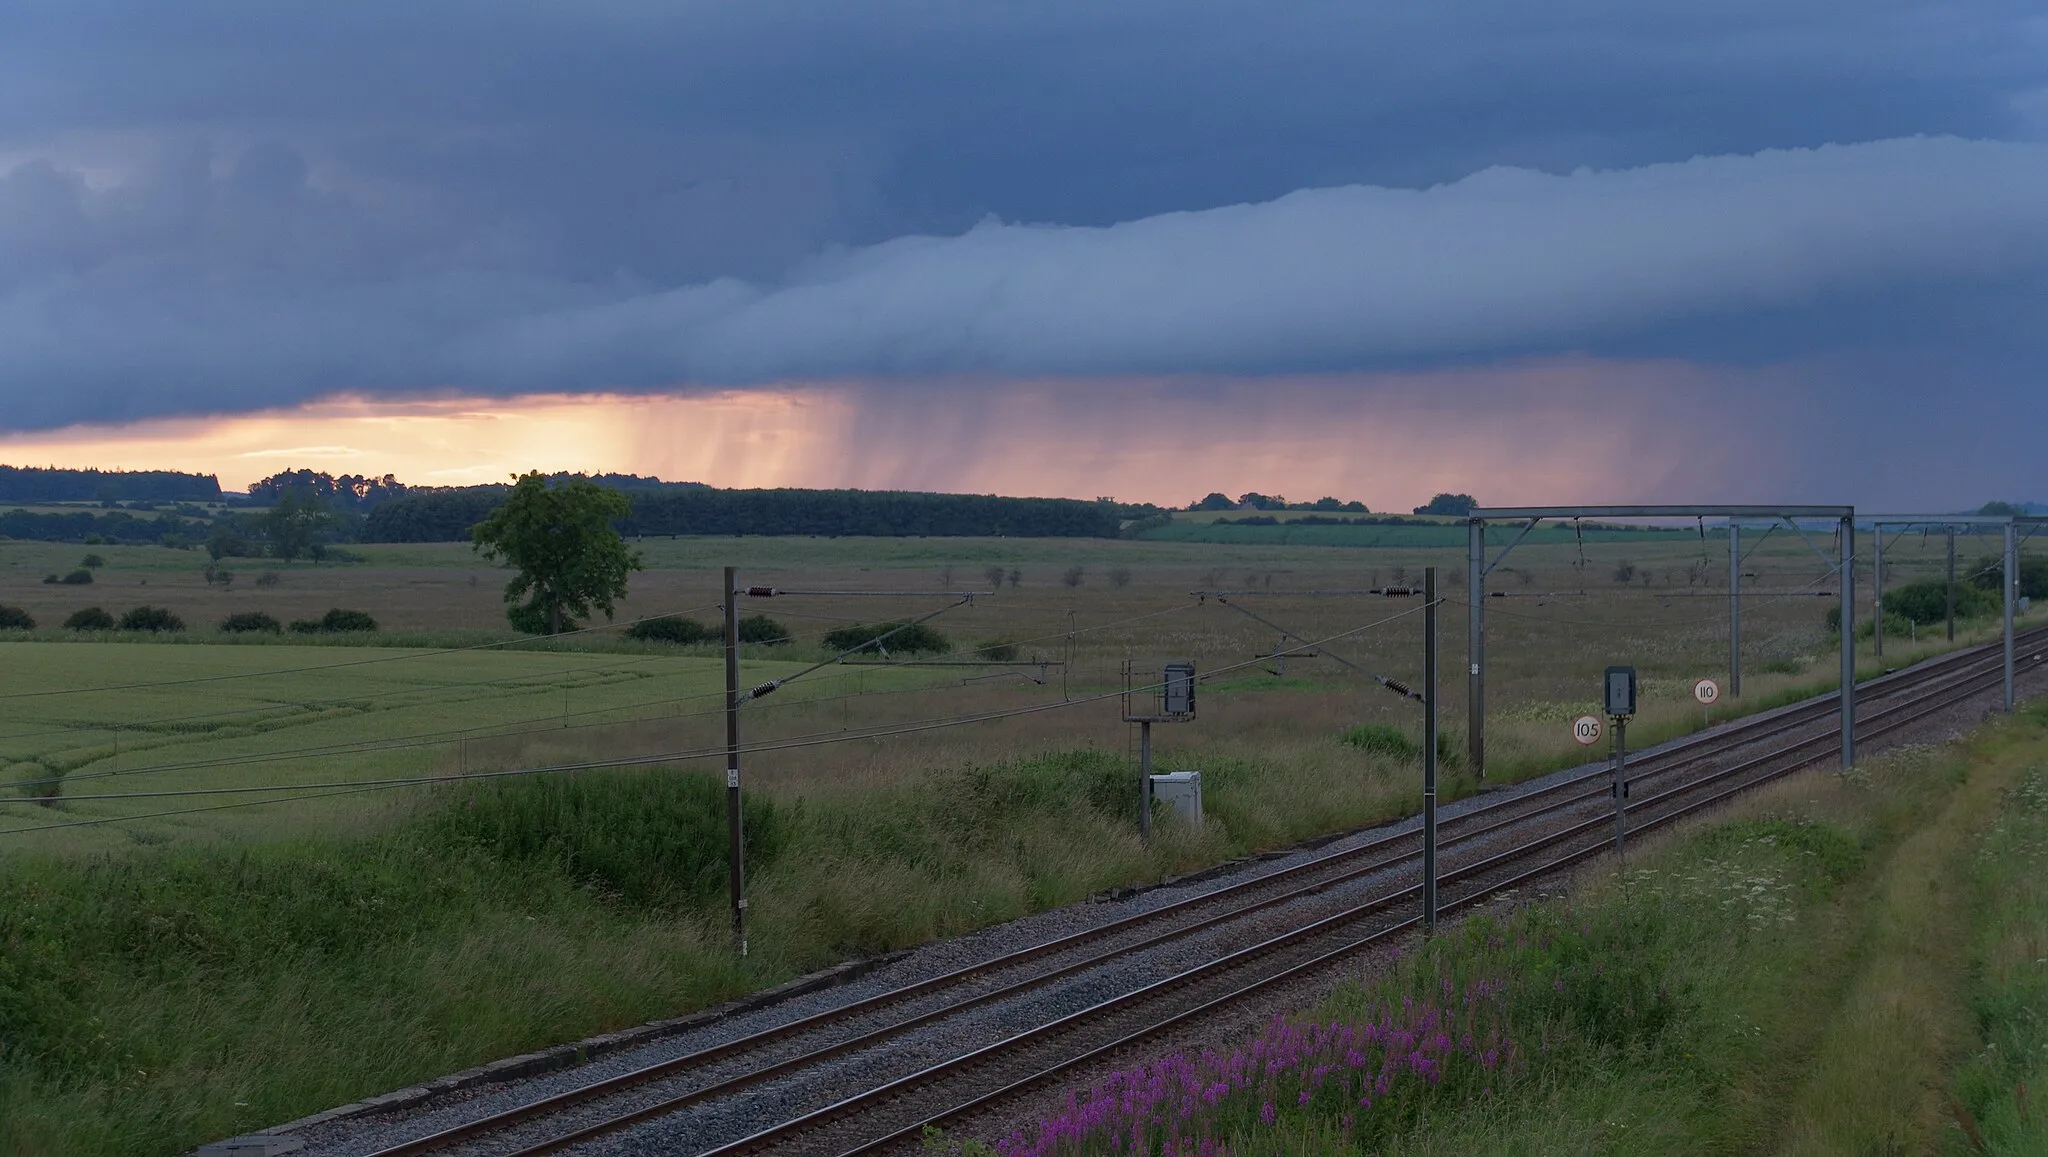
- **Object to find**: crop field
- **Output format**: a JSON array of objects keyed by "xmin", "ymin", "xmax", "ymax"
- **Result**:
[{"xmin": 0, "ymin": 526, "xmax": 2039, "ymax": 1154}]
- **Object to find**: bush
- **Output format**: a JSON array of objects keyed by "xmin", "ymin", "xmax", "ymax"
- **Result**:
[
  {"xmin": 64, "ymin": 607, "xmax": 115, "ymax": 631},
  {"xmin": 254, "ymin": 570, "xmax": 282, "ymax": 587},
  {"xmin": 1339, "ymin": 723, "xmax": 1459, "ymax": 765},
  {"xmin": 0, "ymin": 605, "xmax": 34, "ymax": 629},
  {"xmin": 737, "ymin": 614, "xmax": 790, "ymax": 645},
  {"xmin": 1967, "ymin": 554, "xmax": 2048, "ymax": 600},
  {"xmin": 80, "ymin": 553, "xmax": 105, "ymax": 569},
  {"xmin": 418, "ymin": 768, "xmax": 788, "ymax": 908},
  {"xmin": 974, "ymin": 638, "xmax": 1021, "ymax": 661},
  {"xmin": 119, "ymin": 606, "xmax": 186, "ymax": 632},
  {"xmin": 821, "ymin": 621, "xmax": 953, "ymax": 655},
  {"xmin": 220, "ymin": 611, "xmax": 283, "ymax": 634},
  {"xmin": 1830, "ymin": 580, "xmax": 1998, "ymax": 634},
  {"xmin": 60, "ymin": 568, "xmax": 95, "ymax": 585},
  {"xmin": 319, "ymin": 608, "xmax": 378, "ymax": 632},
  {"xmin": 1062, "ymin": 565, "xmax": 1086, "ymax": 588},
  {"xmin": 624, "ymin": 615, "xmax": 711, "ymax": 644}
]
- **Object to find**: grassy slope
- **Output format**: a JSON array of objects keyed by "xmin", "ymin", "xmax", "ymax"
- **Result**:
[{"xmin": 965, "ymin": 701, "xmax": 2048, "ymax": 1156}]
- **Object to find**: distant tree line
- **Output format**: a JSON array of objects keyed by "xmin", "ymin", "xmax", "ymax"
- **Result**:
[
  {"xmin": 0, "ymin": 509, "xmax": 207, "ymax": 545},
  {"xmin": 1189, "ymin": 492, "xmax": 1371, "ymax": 512},
  {"xmin": 363, "ymin": 486, "xmax": 1134, "ymax": 543},
  {"xmin": 1210, "ymin": 514, "xmax": 1447, "ymax": 528},
  {"xmin": 247, "ymin": 469, "xmax": 409, "ymax": 511},
  {"xmin": 0, "ymin": 465, "xmax": 221, "ymax": 503}
]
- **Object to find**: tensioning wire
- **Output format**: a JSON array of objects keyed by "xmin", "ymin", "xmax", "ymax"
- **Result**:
[
  {"xmin": 0, "ymin": 603, "xmax": 725, "ymax": 702},
  {"xmin": 0, "ymin": 604, "xmax": 1430, "ymax": 825}
]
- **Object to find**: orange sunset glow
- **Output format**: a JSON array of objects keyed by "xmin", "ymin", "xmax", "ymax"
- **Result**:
[{"xmin": 0, "ymin": 359, "xmax": 1752, "ymax": 507}]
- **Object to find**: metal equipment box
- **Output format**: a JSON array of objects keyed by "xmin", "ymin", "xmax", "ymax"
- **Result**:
[{"xmin": 1147, "ymin": 771, "xmax": 1202, "ymax": 826}]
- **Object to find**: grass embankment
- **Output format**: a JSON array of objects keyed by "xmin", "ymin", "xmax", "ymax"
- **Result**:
[
  {"xmin": 978, "ymin": 701, "xmax": 2048, "ymax": 1155},
  {"xmin": 0, "ymin": 738, "xmax": 1432, "ymax": 1156}
]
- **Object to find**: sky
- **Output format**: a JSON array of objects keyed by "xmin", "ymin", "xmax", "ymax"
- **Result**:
[{"xmin": 1, "ymin": 1, "xmax": 2045, "ymax": 509}]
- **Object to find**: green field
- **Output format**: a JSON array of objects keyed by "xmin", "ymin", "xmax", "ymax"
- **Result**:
[
  {"xmin": 0, "ymin": 642, "xmax": 946, "ymax": 853},
  {"xmin": 0, "ymin": 527, "xmax": 2039, "ymax": 1155}
]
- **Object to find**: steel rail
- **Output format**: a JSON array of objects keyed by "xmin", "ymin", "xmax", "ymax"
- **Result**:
[
  {"xmin": 699, "ymin": 647, "xmax": 2046, "ymax": 1156},
  {"xmin": 354, "ymin": 627, "xmax": 2045, "ymax": 1157}
]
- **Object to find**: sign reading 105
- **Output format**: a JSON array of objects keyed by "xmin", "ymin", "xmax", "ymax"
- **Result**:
[{"xmin": 1572, "ymin": 714, "xmax": 1605, "ymax": 746}]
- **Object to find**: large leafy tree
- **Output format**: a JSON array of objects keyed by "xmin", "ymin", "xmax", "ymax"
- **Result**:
[
  {"xmin": 471, "ymin": 474, "xmax": 642, "ymax": 634},
  {"xmin": 263, "ymin": 491, "xmax": 330, "ymax": 560}
]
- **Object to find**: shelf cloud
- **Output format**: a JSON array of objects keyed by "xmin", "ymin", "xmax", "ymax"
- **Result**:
[{"xmin": 3, "ymin": 136, "xmax": 2047, "ymax": 431}]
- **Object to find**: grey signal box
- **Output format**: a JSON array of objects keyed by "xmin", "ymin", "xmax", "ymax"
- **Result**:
[
  {"xmin": 1604, "ymin": 666, "xmax": 1637, "ymax": 718},
  {"xmin": 1162, "ymin": 662, "xmax": 1197, "ymax": 717}
]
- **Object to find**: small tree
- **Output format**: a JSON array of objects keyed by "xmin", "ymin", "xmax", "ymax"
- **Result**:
[
  {"xmin": 1007, "ymin": 568, "xmax": 1022, "ymax": 588},
  {"xmin": 1412, "ymin": 493, "xmax": 1477, "ymax": 517},
  {"xmin": 471, "ymin": 473, "xmax": 642, "ymax": 635},
  {"xmin": 1109, "ymin": 566, "xmax": 1133, "ymax": 588},
  {"xmin": 984, "ymin": 565, "xmax": 1007, "ymax": 589},
  {"xmin": 64, "ymin": 607, "xmax": 115, "ymax": 631},
  {"xmin": 736, "ymin": 614, "xmax": 790, "ymax": 644},
  {"xmin": 0, "ymin": 605, "xmax": 33, "ymax": 629},
  {"xmin": 1062, "ymin": 565, "xmax": 1086, "ymax": 588},
  {"xmin": 80, "ymin": 553, "xmax": 105, "ymax": 569},
  {"xmin": 119, "ymin": 606, "xmax": 185, "ymax": 632},
  {"xmin": 220, "ymin": 612, "xmax": 283, "ymax": 634}
]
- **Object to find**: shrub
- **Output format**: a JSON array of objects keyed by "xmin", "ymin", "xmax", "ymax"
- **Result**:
[
  {"xmin": 974, "ymin": 638, "xmax": 1021, "ymax": 661},
  {"xmin": 737, "ymin": 614, "xmax": 790, "ymax": 645},
  {"xmin": 624, "ymin": 615, "xmax": 711, "ymax": 644},
  {"xmin": 1062, "ymin": 565, "xmax": 1086, "ymax": 588},
  {"xmin": 1611, "ymin": 560, "xmax": 1636, "ymax": 584},
  {"xmin": 253, "ymin": 571, "xmax": 282, "ymax": 588},
  {"xmin": 80, "ymin": 553, "xmax": 105, "ymax": 569},
  {"xmin": 220, "ymin": 612, "xmax": 283, "ymax": 634},
  {"xmin": 119, "ymin": 606, "xmax": 185, "ymax": 632},
  {"xmin": 59, "ymin": 568, "xmax": 95, "ymax": 585},
  {"xmin": 821, "ymin": 621, "xmax": 953, "ymax": 655},
  {"xmin": 1109, "ymin": 566, "xmax": 1133, "ymax": 588},
  {"xmin": 0, "ymin": 605, "xmax": 34, "ymax": 629},
  {"xmin": 40, "ymin": 574, "xmax": 57, "ymax": 584},
  {"xmin": 319, "ymin": 608, "xmax": 378, "ymax": 632},
  {"xmin": 1967, "ymin": 554, "xmax": 2048, "ymax": 600},
  {"xmin": 418, "ymin": 768, "xmax": 788, "ymax": 908},
  {"xmin": 64, "ymin": 607, "xmax": 115, "ymax": 631}
]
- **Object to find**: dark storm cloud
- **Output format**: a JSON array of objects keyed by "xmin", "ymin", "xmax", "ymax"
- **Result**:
[{"xmin": 0, "ymin": 1, "xmax": 2046, "ymax": 429}]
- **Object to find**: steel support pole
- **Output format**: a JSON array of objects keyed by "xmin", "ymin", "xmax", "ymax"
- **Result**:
[
  {"xmin": 1947, "ymin": 531, "xmax": 1957, "ymax": 642},
  {"xmin": 1467, "ymin": 519, "xmax": 1485, "ymax": 780},
  {"xmin": 2005, "ymin": 522, "xmax": 2018, "ymax": 713},
  {"xmin": 1610, "ymin": 717, "xmax": 1628, "ymax": 855},
  {"xmin": 1873, "ymin": 528, "xmax": 1885, "ymax": 658},
  {"xmin": 1840, "ymin": 518, "xmax": 1856, "ymax": 769},
  {"xmin": 724, "ymin": 566, "xmax": 747, "ymax": 957},
  {"xmin": 1139, "ymin": 720, "xmax": 1154, "ymax": 842},
  {"xmin": 1423, "ymin": 566, "xmax": 1438, "ymax": 934},
  {"xmin": 1728, "ymin": 523, "xmax": 1741, "ymax": 698}
]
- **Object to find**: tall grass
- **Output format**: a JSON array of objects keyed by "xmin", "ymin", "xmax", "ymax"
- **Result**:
[
  {"xmin": 0, "ymin": 742, "xmax": 1415, "ymax": 1156},
  {"xmin": 970, "ymin": 709, "xmax": 2048, "ymax": 1156}
]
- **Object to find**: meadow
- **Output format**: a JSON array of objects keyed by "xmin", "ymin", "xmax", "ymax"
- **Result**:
[{"xmin": 0, "ymin": 526, "xmax": 2038, "ymax": 1154}]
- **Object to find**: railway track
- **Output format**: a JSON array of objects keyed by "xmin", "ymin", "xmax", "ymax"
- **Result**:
[{"xmin": 334, "ymin": 626, "xmax": 2047, "ymax": 1157}]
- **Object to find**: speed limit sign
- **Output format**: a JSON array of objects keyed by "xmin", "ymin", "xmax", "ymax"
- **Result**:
[
  {"xmin": 1693, "ymin": 678, "xmax": 1721, "ymax": 706},
  {"xmin": 1572, "ymin": 714, "xmax": 1605, "ymax": 746}
]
